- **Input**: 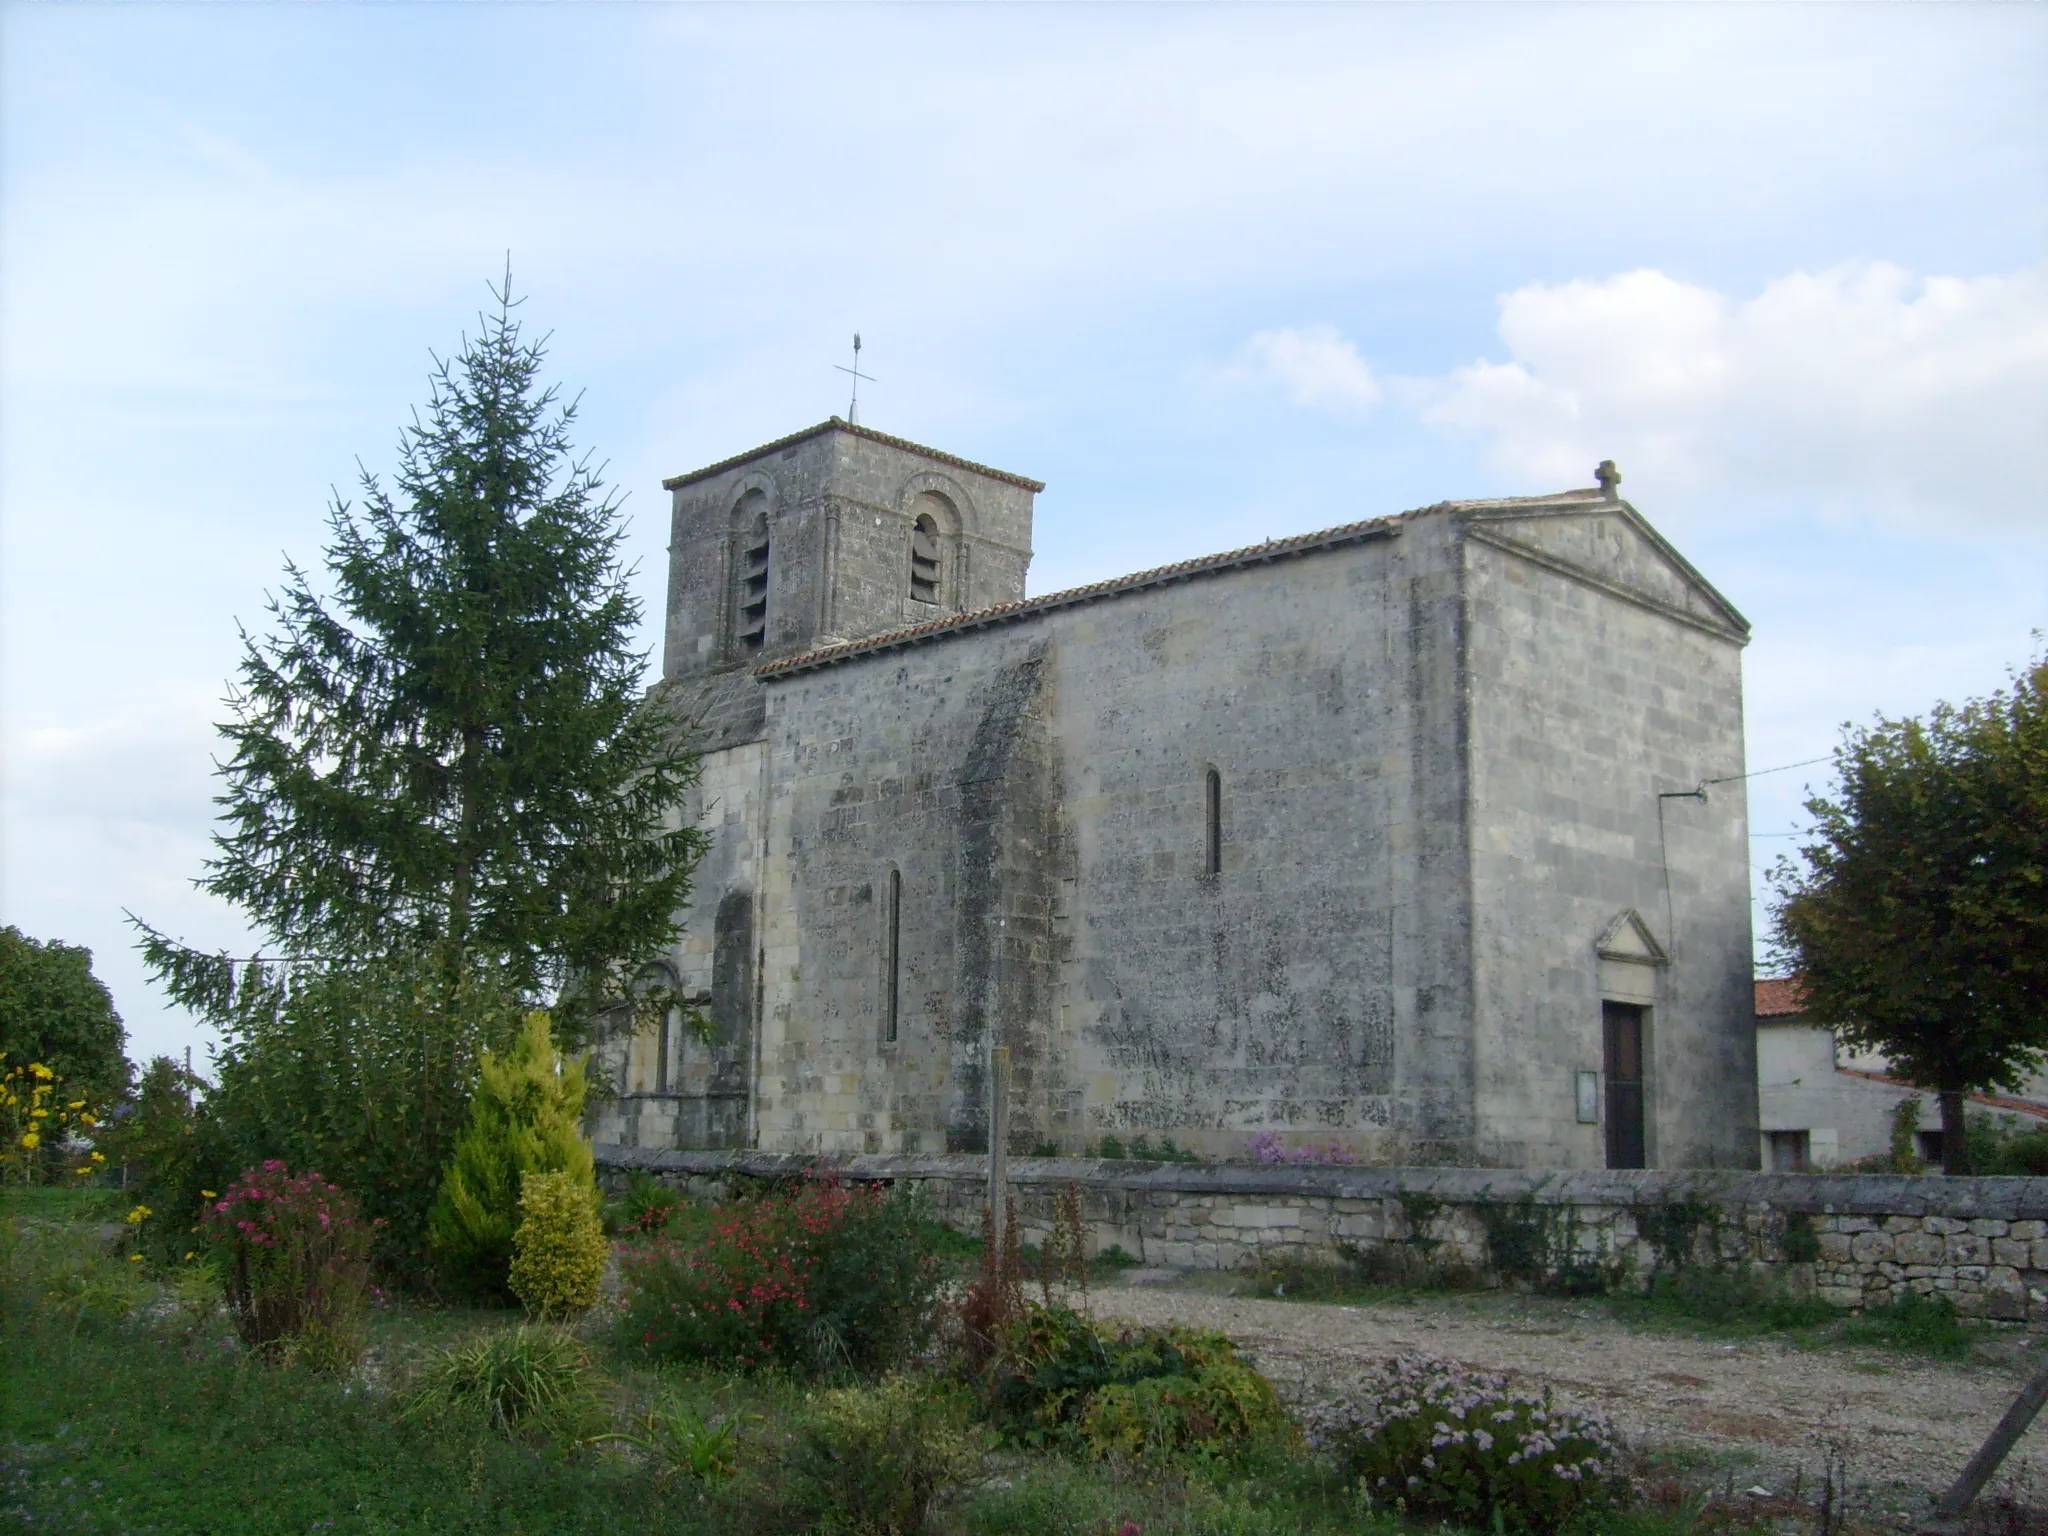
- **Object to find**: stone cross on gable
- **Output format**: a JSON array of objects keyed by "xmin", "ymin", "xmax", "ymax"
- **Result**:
[{"xmin": 1595, "ymin": 460, "xmax": 1622, "ymax": 498}]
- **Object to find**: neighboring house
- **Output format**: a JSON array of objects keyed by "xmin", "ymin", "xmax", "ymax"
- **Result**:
[
  {"xmin": 1754, "ymin": 977, "xmax": 2048, "ymax": 1168},
  {"xmin": 590, "ymin": 419, "xmax": 1762, "ymax": 1169}
]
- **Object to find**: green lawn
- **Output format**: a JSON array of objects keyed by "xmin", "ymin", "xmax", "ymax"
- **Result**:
[{"xmin": 0, "ymin": 1189, "xmax": 1747, "ymax": 1536}]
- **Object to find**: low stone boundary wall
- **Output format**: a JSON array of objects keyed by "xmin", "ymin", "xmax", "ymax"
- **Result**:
[{"xmin": 595, "ymin": 1145, "xmax": 2048, "ymax": 1323}]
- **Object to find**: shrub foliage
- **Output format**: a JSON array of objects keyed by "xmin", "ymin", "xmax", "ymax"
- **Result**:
[
  {"xmin": 986, "ymin": 1301, "xmax": 1289, "ymax": 1459},
  {"xmin": 428, "ymin": 1009, "xmax": 596, "ymax": 1298},
  {"xmin": 509, "ymin": 1169, "xmax": 608, "ymax": 1317},
  {"xmin": 1302, "ymin": 1355, "xmax": 1632, "ymax": 1534},
  {"xmin": 618, "ymin": 1176, "xmax": 945, "ymax": 1376},
  {"xmin": 768, "ymin": 1374, "xmax": 976, "ymax": 1536}
]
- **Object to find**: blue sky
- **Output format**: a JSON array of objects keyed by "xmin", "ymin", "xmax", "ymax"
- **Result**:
[{"xmin": 4, "ymin": 3, "xmax": 2044, "ymax": 1071}]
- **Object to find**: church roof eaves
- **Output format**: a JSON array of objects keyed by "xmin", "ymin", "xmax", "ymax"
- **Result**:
[
  {"xmin": 755, "ymin": 513, "xmax": 1407, "ymax": 678},
  {"xmin": 661, "ymin": 419, "xmax": 1047, "ymax": 494}
]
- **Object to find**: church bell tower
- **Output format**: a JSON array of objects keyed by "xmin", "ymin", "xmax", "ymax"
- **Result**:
[{"xmin": 660, "ymin": 419, "xmax": 1042, "ymax": 684}]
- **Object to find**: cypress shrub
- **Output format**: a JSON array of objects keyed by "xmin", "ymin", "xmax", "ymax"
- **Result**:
[
  {"xmin": 509, "ymin": 1170, "xmax": 608, "ymax": 1317},
  {"xmin": 427, "ymin": 1011, "xmax": 595, "ymax": 1299}
]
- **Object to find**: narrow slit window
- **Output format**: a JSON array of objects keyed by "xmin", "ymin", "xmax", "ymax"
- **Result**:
[
  {"xmin": 909, "ymin": 513, "xmax": 940, "ymax": 604},
  {"xmin": 1204, "ymin": 768, "xmax": 1222, "ymax": 876},
  {"xmin": 655, "ymin": 1007, "xmax": 671, "ymax": 1095},
  {"xmin": 884, "ymin": 868, "xmax": 902, "ymax": 1042}
]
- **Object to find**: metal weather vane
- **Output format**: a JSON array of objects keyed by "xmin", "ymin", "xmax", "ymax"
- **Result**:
[{"xmin": 835, "ymin": 333, "xmax": 875, "ymax": 426}]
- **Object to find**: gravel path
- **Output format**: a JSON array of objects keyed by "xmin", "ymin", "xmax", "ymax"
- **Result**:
[{"xmin": 1085, "ymin": 1282, "xmax": 2043, "ymax": 1520}]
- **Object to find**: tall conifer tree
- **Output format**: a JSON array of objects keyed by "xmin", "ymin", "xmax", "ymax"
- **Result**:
[{"xmin": 137, "ymin": 276, "xmax": 705, "ymax": 1260}]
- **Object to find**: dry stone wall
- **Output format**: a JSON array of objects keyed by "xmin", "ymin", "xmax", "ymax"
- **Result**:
[{"xmin": 598, "ymin": 1145, "xmax": 2048, "ymax": 1323}]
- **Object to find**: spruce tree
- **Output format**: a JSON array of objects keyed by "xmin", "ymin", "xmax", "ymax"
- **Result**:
[{"xmin": 134, "ymin": 275, "xmax": 704, "ymax": 1264}]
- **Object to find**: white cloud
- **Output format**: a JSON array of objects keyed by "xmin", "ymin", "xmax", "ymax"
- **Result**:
[
  {"xmin": 1240, "ymin": 326, "xmax": 1382, "ymax": 414},
  {"xmin": 1418, "ymin": 263, "xmax": 2048, "ymax": 527}
]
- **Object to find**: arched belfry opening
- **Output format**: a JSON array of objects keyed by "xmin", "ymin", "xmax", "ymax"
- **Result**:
[{"xmin": 906, "ymin": 490, "xmax": 954, "ymax": 608}]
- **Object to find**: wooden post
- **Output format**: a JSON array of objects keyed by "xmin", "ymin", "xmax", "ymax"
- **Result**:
[
  {"xmin": 1923, "ymin": 1355, "xmax": 2048, "ymax": 1532},
  {"xmin": 988, "ymin": 1043, "xmax": 1011, "ymax": 1253}
]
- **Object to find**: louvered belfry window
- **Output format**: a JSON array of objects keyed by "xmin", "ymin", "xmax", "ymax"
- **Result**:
[
  {"xmin": 736, "ymin": 496, "xmax": 769, "ymax": 653},
  {"xmin": 910, "ymin": 512, "xmax": 940, "ymax": 604}
]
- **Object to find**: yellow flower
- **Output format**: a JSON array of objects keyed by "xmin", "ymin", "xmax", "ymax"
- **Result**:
[
  {"xmin": 19, "ymin": 1133, "xmax": 38, "ymax": 1149},
  {"xmin": 125, "ymin": 1204, "xmax": 152, "ymax": 1224},
  {"xmin": 73, "ymin": 1166, "xmax": 92, "ymax": 1176},
  {"xmin": 184, "ymin": 1251, "xmax": 196, "ymax": 1261},
  {"xmin": 81, "ymin": 1115, "xmax": 98, "ymax": 1127},
  {"xmin": 128, "ymin": 1254, "xmax": 142, "ymax": 1263},
  {"xmin": 201, "ymin": 1189, "xmax": 217, "ymax": 1199},
  {"xmin": 67, "ymin": 1100, "xmax": 85, "ymax": 1110},
  {"xmin": 90, "ymin": 1151, "xmax": 106, "ymax": 1162},
  {"xmin": 30, "ymin": 1064, "xmax": 52, "ymax": 1080}
]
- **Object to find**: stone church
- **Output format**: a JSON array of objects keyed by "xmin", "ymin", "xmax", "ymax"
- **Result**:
[{"xmin": 589, "ymin": 419, "xmax": 1761, "ymax": 1170}]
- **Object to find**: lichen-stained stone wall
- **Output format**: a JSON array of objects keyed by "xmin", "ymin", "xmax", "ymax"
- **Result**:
[
  {"xmin": 1460, "ymin": 512, "xmax": 1756, "ymax": 1169},
  {"xmin": 599, "ymin": 1147, "xmax": 2048, "ymax": 1323},
  {"xmin": 587, "ymin": 739, "xmax": 766, "ymax": 1151},
  {"xmin": 748, "ymin": 520, "xmax": 1485, "ymax": 1157}
]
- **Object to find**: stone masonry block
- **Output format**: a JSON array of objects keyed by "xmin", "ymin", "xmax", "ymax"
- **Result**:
[
  {"xmin": 1946, "ymin": 1235, "xmax": 1990, "ymax": 1265},
  {"xmin": 1894, "ymin": 1232, "xmax": 1945, "ymax": 1265},
  {"xmin": 1850, "ymin": 1231, "xmax": 1895, "ymax": 1264}
]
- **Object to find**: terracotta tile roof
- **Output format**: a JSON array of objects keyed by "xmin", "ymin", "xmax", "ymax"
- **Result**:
[
  {"xmin": 754, "ymin": 512, "xmax": 1409, "ymax": 679},
  {"xmin": 661, "ymin": 418, "xmax": 1046, "ymax": 493},
  {"xmin": 1754, "ymin": 976, "xmax": 1808, "ymax": 1019}
]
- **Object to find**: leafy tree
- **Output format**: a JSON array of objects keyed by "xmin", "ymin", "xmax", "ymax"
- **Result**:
[
  {"xmin": 427, "ymin": 1010, "xmax": 594, "ymax": 1299},
  {"xmin": 192, "ymin": 950, "xmax": 527, "ymax": 1275},
  {"xmin": 0, "ymin": 927, "xmax": 129, "ymax": 1106},
  {"xmin": 99, "ymin": 1054, "xmax": 235, "ymax": 1265},
  {"xmin": 1772, "ymin": 654, "xmax": 2048, "ymax": 1174},
  {"xmin": 133, "ymin": 276, "xmax": 707, "ymax": 1263}
]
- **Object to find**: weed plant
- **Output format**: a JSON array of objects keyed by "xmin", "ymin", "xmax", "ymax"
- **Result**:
[
  {"xmin": 741, "ymin": 1373, "xmax": 977, "ymax": 1536},
  {"xmin": 1244, "ymin": 1244, "xmax": 1483, "ymax": 1303},
  {"xmin": 608, "ymin": 1170, "xmax": 688, "ymax": 1235},
  {"xmin": 1610, "ymin": 1266, "xmax": 1837, "ymax": 1334},
  {"xmin": 404, "ymin": 1323, "xmax": 606, "ymax": 1438},
  {"xmin": 1837, "ymin": 1289, "xmax": 1974, "ymax": 1359},
  {"xmin": 1606, "ymin": 1265, "xmax": 1980, "ymax": 1359}
]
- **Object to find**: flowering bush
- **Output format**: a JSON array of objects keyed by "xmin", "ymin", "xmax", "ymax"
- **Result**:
[
  {"xmin": 200, "ymin": 1160, "xmax": 374, "ymax": 1368},
  {"xmin": 1301, "ymin": 1355, "xmax": 1632, "ymax": 1534},
  {"xmin": 618, "ymin": 1176, "xmax": 944, "ymax": 1376},
  {"xmin": 0, "ymin": 1057, "xmax": 106, "ymax": 1185},
  {"xmin": 508, "ymin": 1169, "xmax": 607, "ymax": 1316}
]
